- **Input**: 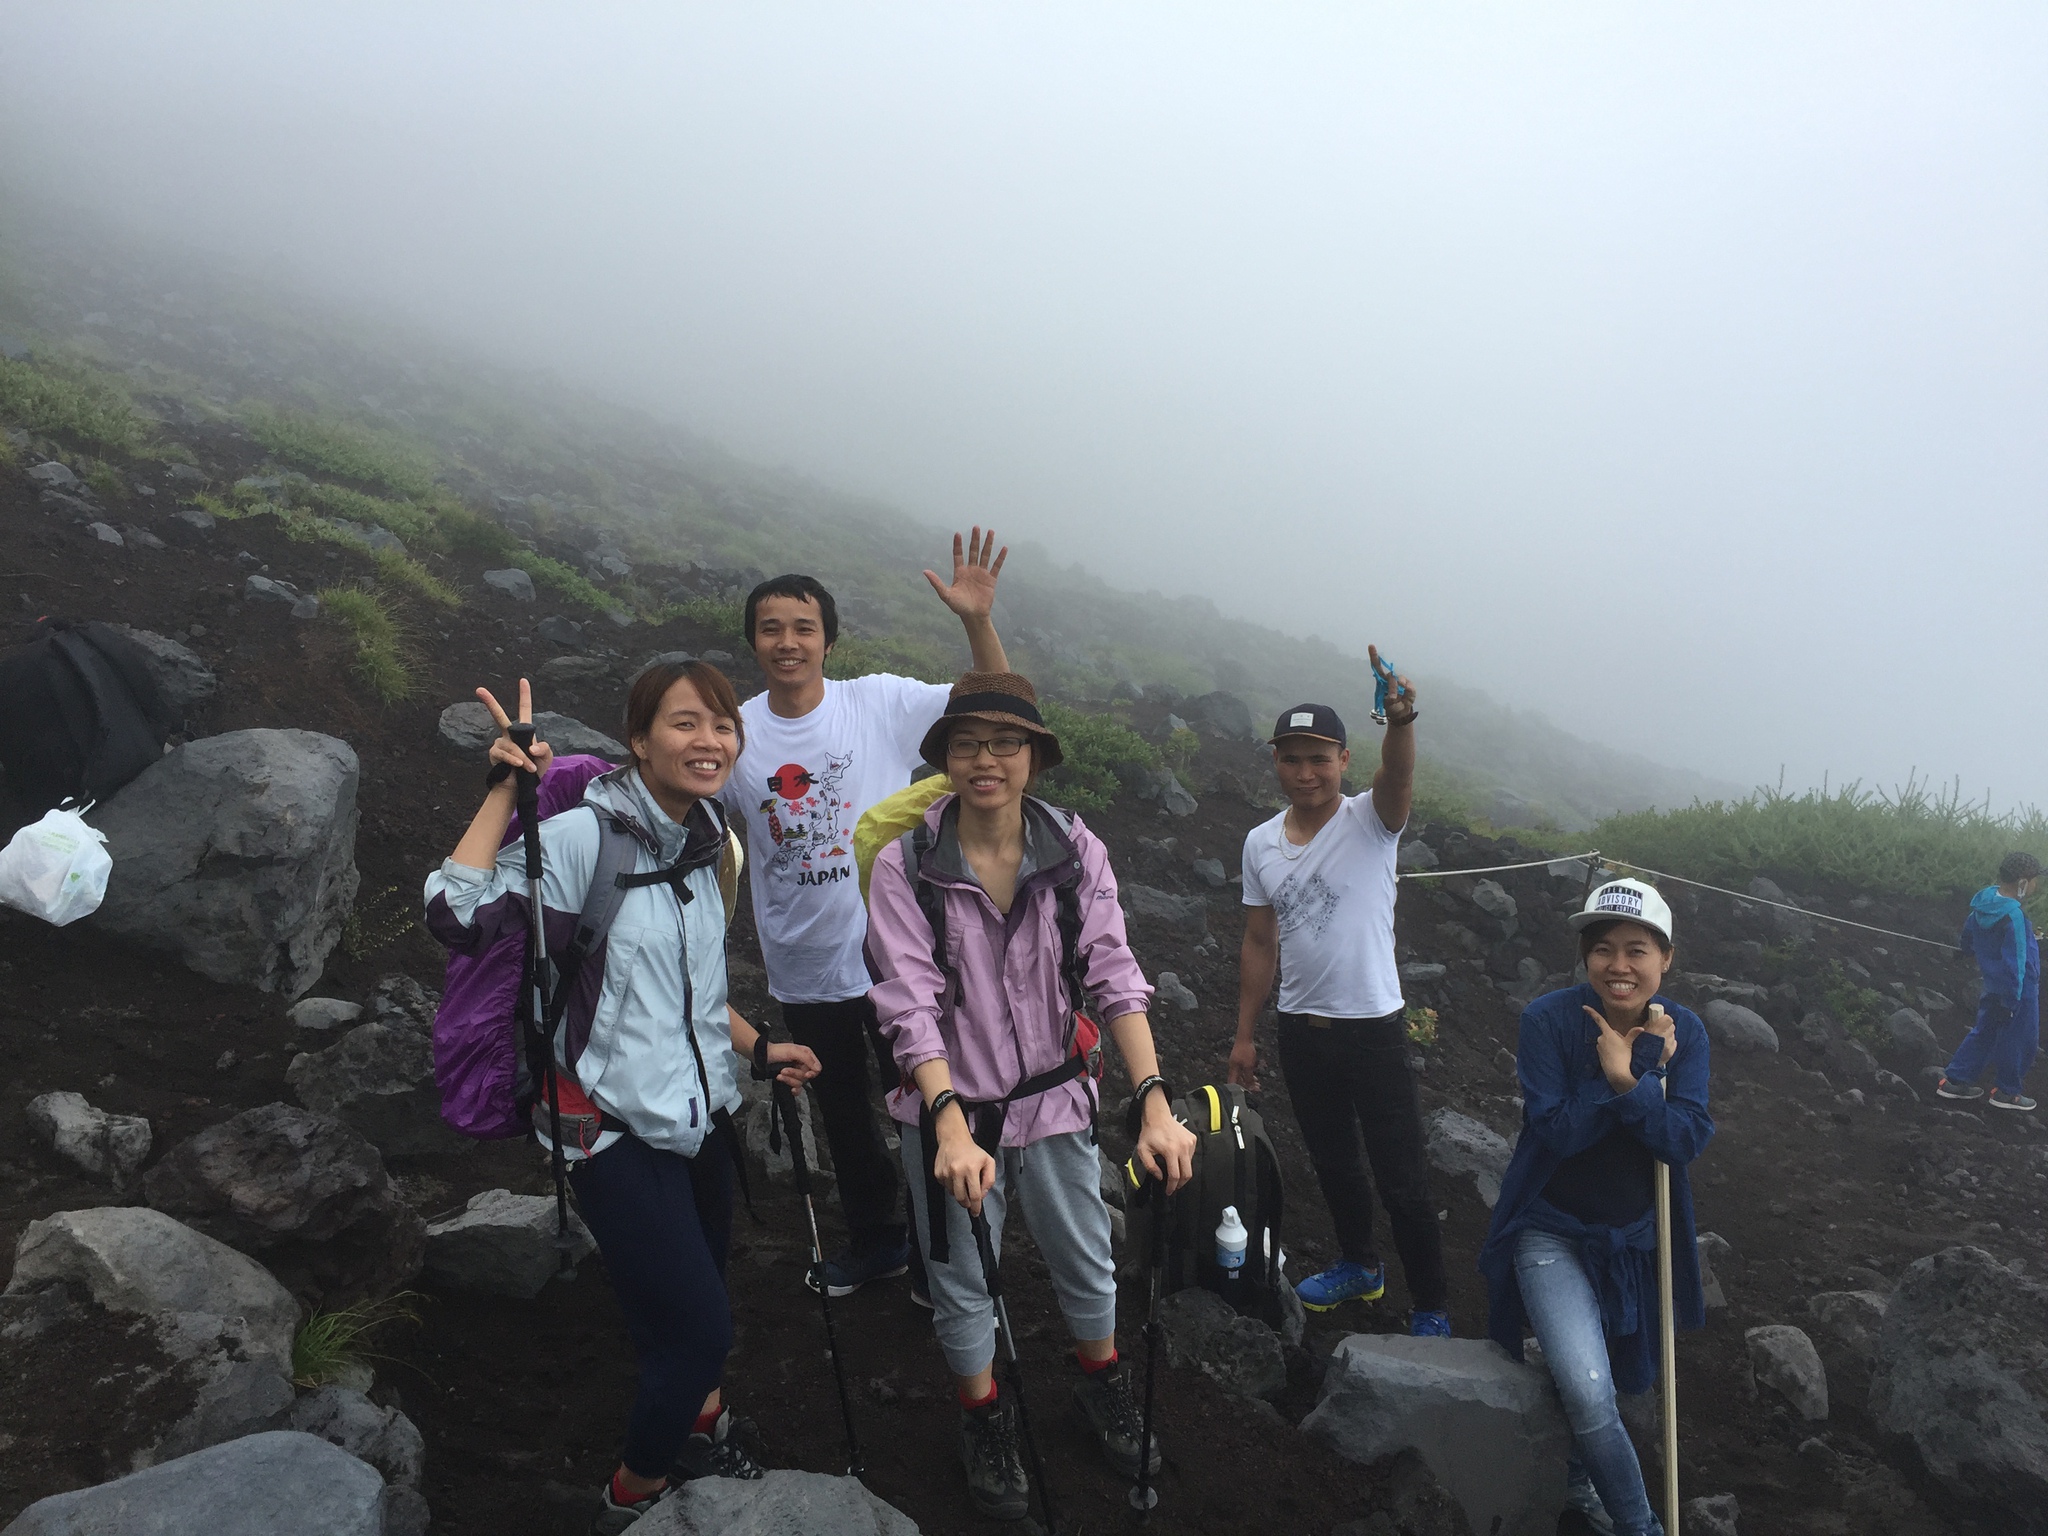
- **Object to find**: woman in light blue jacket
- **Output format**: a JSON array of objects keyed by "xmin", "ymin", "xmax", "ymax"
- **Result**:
[{"xmin": 427, "ymin": 662, "xmax": 818, "ymax": 1533}]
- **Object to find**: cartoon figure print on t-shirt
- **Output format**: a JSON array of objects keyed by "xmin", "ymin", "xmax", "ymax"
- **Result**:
[
  {"xmin": 1270, "ymin": 868, "xmax": 1340, "ymax": 939},
  {"xmin": 759, "ymin": 753, "xmax": 856, "ymax": 882}
]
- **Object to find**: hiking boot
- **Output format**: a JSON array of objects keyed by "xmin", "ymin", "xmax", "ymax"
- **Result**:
[
  {"xmin": 1990, "ymin": 1089, "xmax": 2039, "ymax": 1113},
  {"xmin": 1072, "ymin": 1358, "xmax": 1160, "ymax": 1480},
  {"xmin": 672, "ymin": 1407, "xmax": 766, "ymax": 1481},
  {"xmin": 806, "ymin": 1235, "xmax": 911, "ymax": 1298},
  {"xmin": 592, "ymin": 1477, "xmax": 667, "ymax": 1534},
  {"xmin": 1936, "ymin": 1077, "xmax": 1985, "ymax": 1101},
  {"xmin": 958, "ymin": 1392, "xmax": 1030, "ymax": 1521},
  {"xmin": 1408, "ymin": 1308, "xmax": 1452, "ymax": 1338},
  {"xmin": 1296, "ymin": 1260, "xmax": 1385, "ymax": 1312}
]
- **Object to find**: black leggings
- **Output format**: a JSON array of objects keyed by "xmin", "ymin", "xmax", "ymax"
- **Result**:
[
  {"xmin": 1276, "ymin": 1010, "xmax": 1448, "ymax": 1309},
  {"xmin": 781, "ymin": 995, "xmax": 905, "ymax": 1249},
  {"xmin": 570, "ymin": 1130, "xmax": 734, "ymax": 1478}
]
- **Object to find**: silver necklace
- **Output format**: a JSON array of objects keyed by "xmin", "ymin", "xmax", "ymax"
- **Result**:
[{"xmin": 1278, "ymin": 812, "xmax": 1313, "ymax": 861}]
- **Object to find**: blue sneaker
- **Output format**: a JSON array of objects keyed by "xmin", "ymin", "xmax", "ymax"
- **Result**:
[
  {"xmin": 1295, "ymin": 1261, "xmax": 1385, "ymax": 1312},
  {"xmin": 805, "ymin": 1236, "xmax": 910, "ymax": 1298},
  {"xmin": 1409, "ymin": 1309, "xmax": 1452, "ymax": 1338}
]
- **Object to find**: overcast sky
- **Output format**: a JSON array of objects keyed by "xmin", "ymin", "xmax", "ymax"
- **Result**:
[{"xmin": 6, "ymin": 3, "xmax": 2045, "ymax": 807}]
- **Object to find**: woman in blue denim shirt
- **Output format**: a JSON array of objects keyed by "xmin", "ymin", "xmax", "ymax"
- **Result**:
[{"xmin": 1478, "ymin": 878, "xmax": 1714, "ymax": 1536}]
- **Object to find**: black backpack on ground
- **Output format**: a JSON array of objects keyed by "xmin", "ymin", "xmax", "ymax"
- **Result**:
[
  {"xmin": 1125, "ymin": 1081, "xmax": 1288, "ymax": 1330},
  {"xmin": 0, "ymin": 619, "xmax": 176, "ymax": 814}
]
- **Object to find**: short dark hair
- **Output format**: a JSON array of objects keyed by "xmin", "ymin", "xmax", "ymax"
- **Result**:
[
  {"xmin": 1577, "ymin": 918, "xmax": 1673, "ymax": 960},
  {"xmin": 743, "ymin": 574, "xmax": 837, "ymax": 647},
  {"xmin": 623, "ymin": 660, "xmax": 743, "ymax": 763},
  {"xmin": 1999, "ymin": 851, "xmax": 2044, "ymax": 885}
]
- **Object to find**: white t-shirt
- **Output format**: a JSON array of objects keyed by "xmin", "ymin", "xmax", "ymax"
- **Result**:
[
  {"xmin": 722, "ymin": 674, "xmax": 952, "ymax": 1003},
  {"xmin": 1240, "ymin": 790, "xmax": 1405, "ymax": 1020}
]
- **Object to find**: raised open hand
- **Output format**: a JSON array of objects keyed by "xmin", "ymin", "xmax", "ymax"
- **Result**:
[
  {"xmin": 477, "ymin": 680, "xmax": 554, "ymax": 780},
  {"xmin": 923, "ymin": 526, "xmax": 1008, "ymax": 622}
]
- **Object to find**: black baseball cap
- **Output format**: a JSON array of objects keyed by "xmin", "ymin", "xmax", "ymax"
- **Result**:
[{"xmin": 1269, "ymin": 703, "xmax": 1346, "ymax": 747}]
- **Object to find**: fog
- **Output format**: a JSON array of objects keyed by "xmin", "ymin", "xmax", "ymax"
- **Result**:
[{"xmin": 6, "ymin": 4, "xmax": 2045, "ymax": 807}]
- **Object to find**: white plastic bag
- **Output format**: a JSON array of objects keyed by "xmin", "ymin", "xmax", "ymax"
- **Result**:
[{"xmin": 0, "ymin": 806, "xmax": 113, "ymax": 926}]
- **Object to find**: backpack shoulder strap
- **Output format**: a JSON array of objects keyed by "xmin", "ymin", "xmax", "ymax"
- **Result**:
[
  {"xmin": 560, "ymin": 808, "xmax": 639, "ymax": 983},
  {"xmin": 900, "ymin": 823, "xmax": 948, "ymax": 976},
  {"xmin": 718, "ymin": 829, "xmax": 743, "ymax": 928}
]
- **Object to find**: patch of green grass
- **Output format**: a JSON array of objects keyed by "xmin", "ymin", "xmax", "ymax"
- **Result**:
[
  {"xmin": 318, "ymin": 586, "xmax": 414, "ymax": 703},
  {"xmin": 508, "ymin": 549, "xmax": 618, "ymax": 614},
  {"xmin": 0, "ymin": 434, "xmax": 15, "ymax": 468},
  {"xmin": 79, "ymin": 459, "xmax": 126, "ymax": 501},
  {"xmin": 1161, "ymin": 727, "xmax": 1201, "ymax": 774},
  {"xmin": 374, "ymin": 547, "xmax": 461, "ymax": 609},
  {"xmin": 0, "ymin": 355, "xmax": 148, "ymax": 451},
  {"xmin": 1599, "ymin": 774, "xmax": 2048, "ymax": 900},
  {"xmin": 1037, "ymin": 700, "xmax": 1160, "ymax": 814},
  {"xmin": 241, "ymin": 405, "xmax": 438, "ymax": 498},
  {"xmin": 304, "ymin": 482, "xmax": 443, "ymax": 551},
  {"xmin": 824, "ymin": 632, "xmax": 951, "ymax": 683},
  {"xmin": 1819, "ymin": 960, "xmax": 1892, "ymax": 1051},
  {"xmin": 291, "ymin": 1292, "xmax": 424, "ymax": 1388},
  {"xmin": 187, "ymin": 490, "xmax": 249, "ymax": 522},
  {"xmin": 430, "ymin": 499, "xmax": 517, "ymax": 556}
]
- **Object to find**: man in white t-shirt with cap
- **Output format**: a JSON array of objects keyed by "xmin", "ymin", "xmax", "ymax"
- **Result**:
[
  {"xmin": 1228, "ymin": 649, "xmax": 1451, "ymax": 1336},
  {"xmin": 721, "ymin": 530, "xmax": 1011, "ymax": 1302}
]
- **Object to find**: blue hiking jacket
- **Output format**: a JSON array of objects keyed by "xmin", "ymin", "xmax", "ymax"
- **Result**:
[
  {"xmin": 1961, "ymin": 886, "xmax": 2039, "ymax": 1015},
  {"xmin": 1478, "ymin": 985, "xmax": 1715, "ymax": 1394}
]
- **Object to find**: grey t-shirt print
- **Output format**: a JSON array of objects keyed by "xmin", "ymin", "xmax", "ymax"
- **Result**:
[{"xmin": 1272, "ymin": 869, "xmax": 1340, "ymax": 939}]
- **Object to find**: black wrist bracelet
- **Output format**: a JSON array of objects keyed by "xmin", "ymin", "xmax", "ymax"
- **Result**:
[
  {"xmin": 928, "ymin": 1088, "xmax": 963, "ymax": 1127},
  {"xmin": 1125, "ymin": 1074, "xmax": 1171, "ymax": 1138},
  {"xmin": 751, "ymin": 1033, "xmax": 772, "ymax": 1081},
  {"xmin": 485, "ymin": 760, "xmax": 513, "ymax": 788}
]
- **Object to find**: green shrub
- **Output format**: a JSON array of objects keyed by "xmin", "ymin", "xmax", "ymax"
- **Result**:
[
  {"xmin": 318, "ymin": 586, "xmax": 413, "ymax": 703},
  {"xmin": 241, "ymin": 406, "xmax": 438, "ymax": 498},
  {"xmin": 291, "ymin": 1293, "xmax": 423, "ymax": 1388},
  {"xmin": 304, "ymin": 483, "xmax": 443, "ymax": 551},
  {"xmin": 1161, "ymin": 727, "xmax": 1201, "ymax": 774},
  {"xmin": 1036, "ymin": 701, "xmax": 1159, "ymax": 815},
  {"xmin": 824, "ymin": 633, "xmax": 951, "ymax": 683},
  {"xmin": 1818, "ymin": 960, "xmax": 1891, "ymax": 1051},
  {"xmin": 80, "ymin": 458, "xmax": 127, "ymax": 501},
  {"xmin": 430, "ymin": 499, "xmax": 517, "ymax": 556},
  {"xmin": 508, "ymin": 549, "xmax": 618, "ymax": 614},
  {"xmin": 1404, "ymin": 1005, "xmax": 1440, "ymax": 1048},
  {"xmin": 0, "ymin": 355, "xmax": 147, "ymax": 451},
  {"xmin": 374, "ymin": 547, "xmax": 461, "ymax": 609}
]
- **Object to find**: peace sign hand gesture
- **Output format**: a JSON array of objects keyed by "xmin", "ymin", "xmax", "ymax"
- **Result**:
[
  {"xmin": 923, "ymin": 526, "xmax": 1008, "ymax": 622},
  {"xmin": 476, "ymin": 679, "xmax": 554, "ymax": 782}
]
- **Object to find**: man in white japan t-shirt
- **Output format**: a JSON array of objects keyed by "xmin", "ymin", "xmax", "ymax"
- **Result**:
[
  {"xmin": 1227, "ymin": 668, "xmax": 1450, "ymax": 1331},
  {"xmin": 719, "ymin": 531, "xmax": 1011, "ymax": 1297}
]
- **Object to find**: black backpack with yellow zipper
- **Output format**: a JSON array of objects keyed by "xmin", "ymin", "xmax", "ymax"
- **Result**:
[{"xmin": 1125, "ymin": 1080, "xmax": 1287, "ymax": 1328}]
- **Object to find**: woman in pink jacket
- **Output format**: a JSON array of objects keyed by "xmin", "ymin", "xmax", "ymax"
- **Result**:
[{"xmin": 867, "ymin": 671, "xmax": 1197, "ymax": 1522}]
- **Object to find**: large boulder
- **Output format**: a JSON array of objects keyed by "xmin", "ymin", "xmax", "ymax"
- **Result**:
[
  {"xmin": 1700, "ymin": 999, "xmax": 1779, "ymax": 1055},
  {"xmin": 1885, "ymin": 1008, "xmax": 1944, "ymax": 1068},
  {"xmin": 143, "ymin": 1104, "xmax": 424, "ymax": 1308},
  {"xmin": 24, "ymin": 1091, "xmax": 151, "ymax": 1189},
  {"xmin": 1870, "ymin": 1245, "xmax": 2048, "ymax": 1526},
  {"xmin": 286, "ymin": 1020, "xmax": 451, "ymax": 1157},
  {"xmin": 1156, "ymin": 1286, "xmax": 1286, "ymax": 1400},
  {"xmin": 1425, "ymin": 1109, "xmax": 1512, "ymax": 1208},
  {"xmin": 1119, "ymin": 883, "xmax": 1208, "ymax": 937},
  {"xmin": 636, "ymin": 1468, "xmax": 921, "ymax": 1535},
  {"xmin": 1746, "ymin": 1324, "xmax": 1828, "ymax": 1420},
  {"xmin": 1303, "ymin": 1334, "xmax": 1568, "ymax": 1536},
  {"xmin": 91, "ymin": 729, "xmax": 359, "ymax": 998},
  {"xmin": 436, "ymin": 701, "xmax": 625, "ymax": 760},
  {"xmin": 0, "ymin": 1431, "xmax": 390, "ymax": 1536},
  {"xmin": 112, "ymin": 625, "xmax": 217, "ymax": 721},
  {"xmin": 422, "ymin": 1188, "xmax": 595, "ymax": 1298},
  {"xmin": 290, "ymin": 1385, "xmax": 424, "ymax": 1489}
]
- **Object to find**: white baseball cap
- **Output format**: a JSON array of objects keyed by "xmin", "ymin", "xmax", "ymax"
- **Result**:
[{"xmin": 1569, "ymin": 878, "xmax": 1675, "ymax": 944}]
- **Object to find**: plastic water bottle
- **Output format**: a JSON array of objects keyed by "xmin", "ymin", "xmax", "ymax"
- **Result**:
[{"xmin": 1215, "ymin": 1205, "xmax": 1248, "ymax": 1282}]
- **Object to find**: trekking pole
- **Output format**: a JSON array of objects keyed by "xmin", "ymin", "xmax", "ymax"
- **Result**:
[
  {"xmin": 1655, "ymin": 1158, "xmax": 1680, "ymax": 1535},
  {"xmin": 508, "ymin": 721, "xmax": 576, "ymax": 1278},
  {"xmin": 772, "ymin": 1077, "xmax": 865, "ymax": 1478},
  {"xmin": 970, "ymin": 1207, "xmax": 1059, "ymax": 1535},
  {"xmin": 1128, "ymin": 1172, "xmax": 1168, "ymax": 1517}
]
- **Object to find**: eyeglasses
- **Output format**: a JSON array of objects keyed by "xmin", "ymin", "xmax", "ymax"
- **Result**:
[{"xmin": 946, "ymin": 734, "xmax": 1031, "ymax": 759}]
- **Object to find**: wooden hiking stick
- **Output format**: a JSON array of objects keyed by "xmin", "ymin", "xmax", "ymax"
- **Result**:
[{"xmin": 1655, "ymin": 1158, "xmax": 1680, "ymax": 1535}]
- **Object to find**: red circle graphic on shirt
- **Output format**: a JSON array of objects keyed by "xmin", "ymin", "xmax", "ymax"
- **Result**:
[{"xmin": 766, "ymin": 763, "xmax": 815, "ymax": 801}]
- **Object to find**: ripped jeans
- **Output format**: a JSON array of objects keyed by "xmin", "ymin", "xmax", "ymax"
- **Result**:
[{"xmin": 1514, "ymin": 1226, "xmax": 1664, "ymax": 1536}]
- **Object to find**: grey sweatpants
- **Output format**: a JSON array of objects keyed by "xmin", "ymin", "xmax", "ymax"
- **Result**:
[{"xmin": 899, "ymin": 1122, "xmax": 1118, "ymax": 1377}]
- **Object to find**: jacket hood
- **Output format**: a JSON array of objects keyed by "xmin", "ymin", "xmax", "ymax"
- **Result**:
[
  {"xmin": 1971, "ymin": 886, "xmax": 2025, "ymax": 928},
  {"xmin": 586, "ymin": 764, "xmax": 728, "ymax": 868},
  {"xmin": 915, "ymin": 792, "xmax": 1082, "ymax": 894}
]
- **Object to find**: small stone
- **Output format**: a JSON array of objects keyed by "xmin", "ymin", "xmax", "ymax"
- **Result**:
[
  {"xmin": 122, "ymin": 524, "xmax": 167, "ymax": 550},
  {"xmin": 88, "ymin": 522, "xmax": 125, "ymax": 545},
  {"xmin": 482, "ymin": 567, "xmax": 536, "ymax": 602},
  {"xmin": 24, "ymin": 1091, "xmax": 153, "ymax": 1188},
  {"xmin": 288, "ymin": 997, "xmax": 365, "ymax": 1031},
  {"xmin": 1470, "ymin": 880, "xmax": 1517, "ymax": 920},
  {"xmin": 27, "ymin": 460, "xmax": 79, "ymax": 488},
  {"xmin": 1687, "ymin": 1491, "xmax": 1741, "ymax": 1536},
  {"xmin": 174, "ymin": 505, "xmax": 217, "ymax": 530},
  {"xmin": 701, "ymin": 649, "xmax": 735, "ymax": 665},
  {"xmin": 1397, "ymin": 840, "xmax": 1439, "ymax": 872},
  {"xmin": 1399, "ymin": 961, "xmax": 1448, "ymax": 984},
  {"xmin": 536, "ymin": 615, "xmax": 584, "ymax": 647},
  {"xmin": 1746, "ymin": 1324, "xmax": 1828, "ymax": 1419},
  {"xmin": 1155, "ymin": 972, "xmax": 1199, "ymax": 1011},
  {"xmin": 1191, "ymin": 856, "xmax": 1228, "ymax": 888},
  {"xmin": 215, "ymin": 1049, "xmax": 239, "ymax": 1072}
]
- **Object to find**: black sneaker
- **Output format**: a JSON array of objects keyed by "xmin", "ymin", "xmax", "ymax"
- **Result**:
[
  {"xmin": 1936, "ymin": 1077, "xmax": 1985, "ymax": 1101},
  {"xmin": 958, "ymin": 1393, "xmax": 1030, "ymax": 1521},
  {"xmin": 672, "ymin": 1407, "xmax": 766, "ymax": 1481},
  {"xmin": 1071, "ymin": 1358, "xmax": 1160, "ymax": 1480},
  {"xmin": 805, "ymin": 1236, "xmax": 911, "ymax": 1298},
  {"xmin": 591, "ymin": 1477, "xmax": 667, "ymax": 1534}
]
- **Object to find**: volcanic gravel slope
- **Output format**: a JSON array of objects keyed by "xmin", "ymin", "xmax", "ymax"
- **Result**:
[{"xmin": 2, "ymin": 431, "xmax": 2037, "ymax": 1534}]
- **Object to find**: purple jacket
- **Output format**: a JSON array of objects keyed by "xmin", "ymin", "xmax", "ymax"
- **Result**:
[{"xmin": 867, "ymin": 794, "xmax": 1153, "ymax": 1147}]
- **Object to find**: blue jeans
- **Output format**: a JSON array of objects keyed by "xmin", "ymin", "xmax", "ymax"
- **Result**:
[{"xmin": 1514, "ymin": 1226, "xmax": 1664, "ymax": 1536}]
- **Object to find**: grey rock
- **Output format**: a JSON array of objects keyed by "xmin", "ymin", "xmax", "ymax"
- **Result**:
[
  {"xmin": 1870, "ymin": 1245, "xmax": 2048, "ymax": 1519},
  {"xmin": 1701, "ymin": 999, "xmax": 1780, "ymax": 1055},
  {"xmin": 24, "ymin": 1091, "xmax": 151, "ymax": 1188},
  {"xmin": 632, "ymin": 650, "xmax": 697, "ymax": 683},
  {"xmin": 1397, "ymin": 840, "xmax": 1440, "ymax": 872},
  {"xmin": 1470, "ymin": 880, "xmax": 1517, "ymax": 920},
  {"xmin": 5, "ymin": 1206, "xmax": 299, "ymax": 1366},
  {"xmin": 1155, "ymin": 971, "xmax": 1199, "ymax": 1011},
  {"xmin": 1918, "ymin": 988, "xmax": 1955, "ymax": 1013},
  {"xmin": 1133, "ymin": 764, "xmax": 1197, "ymax": 816},
  {"xmin": 1687, "ymin": 1492, "xmax": 1741, "ymax": 1536},
  {"xmin": 88, "ymin": 522, "xmax": 125, "ymax": 546},
  {"xmin": 1425, "ymin": 1109, "xmax": 1511, "ymax": 1208},
  {"xmin": 143, "ymin": 1103, "xmax": 425, "ymax": 1308},
  {"xmin": 1304, "ymin": 1334, "xmax": 1569, "ymax": 1536},
  {"xmin": 1183, "ymin": 690, "xmax": 1254, "ymax": 739},
  {"xmin": 0, "ymin": 1431, "xmax": 387, "ymax": 1536},
  {"xmin": 244, "ymin": 574, "xmax": 303, "ymax": 606},
  {"xmin": 1400, "ymin": 961, "xmax": 1448, "ymax": 985},
  {"xmin": 27, "ymin": 460, "xmax": 79, "ymax": 488},
  {"xmin": 482, "ymin": 567, "xmax": 536, "ymax": 602},
  {"xmin": 1820, "ymin": 1035, "xmax": 1880, "ymax": 1082},
  {"xmin": 1120, "ymin": 883, "xmax": 1207, "ymax": 936},
  {"xmin": 320, "ymin": 518, "xmax": 404, "ymax": 554},
  {"xmin": 125, "ymin": 523, "xmax": 165, "ymax": 549},
  {"xmin": 1698, "ymin": 1233, "xmax": 1729, "ymax": 1311},
  {"xmin": 436, "ymin": 701, "xmax": 626, "ymax": 760},
  {"xmin": 1156, "ymin": 1287, "xmax": 1286, "ymax": 1400},
  {"xmin": 290, "ymin": 1385, "xmax": 424, "ymax": 1488},
  {"xmin": 92, "ymin": 730, "xmax": 359, "ymax": 998},
  {"xmin": 536, "ymin": 614, "xmax": 585, "ymax": 648},
  {"xmin": 1435, "ymin": 922, "xmax": 1481, "ymax": 955},
  {"xmin": 372, "ymin": 973, "xmax": 435, "ymax": 1028},
  {"xmin": 1886, "ymin": 1007, "xmax": 1944, "ymax": 1067},
  {"xmin": 287, "ymin": 997, "xmax": 363, "ymax": 1031},
  {"xmin": 1191, "ymin": 856, "xmax": 1227, "ymax": 888},
  {"xmin": 423, "ymin": 1188, "xmax": 595, "ymax": 1299},
  {"xmin": 701, "ymin": 649, "xmax": 735, "ymax": 665},
  {"xmin": 1808, "ymin": 1290, "xmax": 1887, "ymax": 1365},
  {"xmin": 540, "ymin": 654, "xmax": 611, "ymax": 684},
  {"xmin": 112, "ymin": 625, "xmax": 217, "ymax": 719},
  {"xmin": 1750, "ymin": 876, "xmax": 1815, "ymax": 940},
  {"xmin": 741, "ymin": 1083, "xmax": 827, "ymax": 1188},
  {"xmin": 165, "ymin": 463, "xmax": 208, "ymax": 485},
  {"xmin": 634, "ymin": 1468, "xmax": 921, "ymax": 1535},
  {"xmin": 1675, "ymin": 974, "xmax": 1772, "ymax": 1010},
  {"xmin": 1873, "ymin": 1068, "xmax": 1920, "ymax": 1104},
  {"xmin": 382, "ymin": 1487, "xmax": 432, "ymax": 1536},
  {"xmin": 286, "ymin": 1020, "xmax": 450, "ymax": 1158},
  {"xmin": 1746, "ymin": 1324, "xmax": 1828, "ymax": 1420},
  {"xmin": 173, "ymin": 505, "xmax": 217, "ymax": 530}
]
